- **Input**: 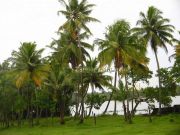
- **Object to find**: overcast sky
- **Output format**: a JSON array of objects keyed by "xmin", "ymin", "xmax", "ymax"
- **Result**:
[{"xmin": 0, "ymin": 0, "xmax": 179, "ymax": 87}]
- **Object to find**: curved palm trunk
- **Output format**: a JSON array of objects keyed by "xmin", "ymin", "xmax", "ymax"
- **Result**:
[
  {"xmin": 154, "ymin": 51, "xmax": 162, "ymax": 115},
  {"xmin": 103, "ymin": 91, "xmax": 113, "ymax": 114},
  {"xmin": 103, "ymin": 70, "xmax": 117, "ymax": 114},
  {"xmin": 80, "ymin": 97, "xmax": 84, "ymax": 123}
]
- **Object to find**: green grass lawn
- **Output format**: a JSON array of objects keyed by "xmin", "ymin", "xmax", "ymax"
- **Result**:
[{"xmin": 0, "ymin": 114, "xmax": 180, "ymax": 135}]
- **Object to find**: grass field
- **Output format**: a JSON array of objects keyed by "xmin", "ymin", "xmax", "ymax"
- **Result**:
[{"xmin": 0, "ymin": 114, "xmax": 180, "ymax": 135}]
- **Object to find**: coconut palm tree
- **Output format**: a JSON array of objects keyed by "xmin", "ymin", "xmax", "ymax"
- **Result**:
[
  {"xmin": 57, "ymin": 0, "xmax": 99, "ymax": 72},
  {"xmin": 50, "ymin": 31, "xmax": 92, "ymax": 69},
  {"xmin": 11, "ymin": 42, "xmax": 49, "ymax": 89},
  {"xmin": 95, "ymin": 20, "xmax": 147, "ymax": 117},
  {"xmin": 58, "ymin": 0, "xmax": 99, "ymax": 123},
  {"xmin": 50, "ymin": 31, "xmax": 93, "ymax": 121},
  {"xmin": 45, "ymin": 62, "xmax": 74, "ymax": 124},
  {"xmin": 58, "ymin": 0, "xmax": 99, "ymax": 60},
  {"xmin": 11, "ymin": 42, "xmax": 49, "ymax": 126},
  {"xmin": 58, "ymin": 0, "xmax": 99, "ymax": 35},
  {"xmin": 83, "ymin": 58, "xmax": 112, "ymax": 116},
  {"xmin": 133, "ymin": 6, "xmax": 175, "ymax": 114}
]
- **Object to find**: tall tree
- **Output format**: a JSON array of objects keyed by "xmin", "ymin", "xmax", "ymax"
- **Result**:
[
  {"xmin": 96, "ymin": 20, "xmax": 147, "ymax": 117},
  {"xmin": 133, "ymin": 6, "xmax": 175, "ymax": 114},
  {"xmin": 11, "ymin": 42, "xmax": 49, "ymax": 126},
  {"xmin": 126, "ymin": 63, "xmax": 152, "ymax": 116},
  {"xmin": 58, "ymin": 0, "xmax": 99, "ymax": 123},
  {"xmin": 45, "ymin": 62, "xmax": 74, "ymax": 124},
  {"xmin": 83, "ymin": 58, "xmax": 112, "ymax": 116},
  {"xmin": 49, "ymin": 31, "xmax": 93, "ymax": 121}
]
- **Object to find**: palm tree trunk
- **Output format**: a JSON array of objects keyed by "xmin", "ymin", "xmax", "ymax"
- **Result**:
[
  {"xmin": 74, "ymin": 84, "xmax": 80, "ymax": 119},
  {"xmin": 125, "ymin": 74, "xmax": 132, "ymax": 124},
  {"xmin": 122, "ymin": 100, "xmax": 127, "ymax": 121},
  {"xmin": 79, "ymin": 75, "xmax": 84, "ymax": 123},
  {"xmin": 80, "ymin": 93, "xmax": 85, "ymax": 123},
  {"xmin": 103, "ymin": 92, "xmax": 113, "ymax": 114},
  {"xmin": 131, "ymin": 100, "xmax": 141, "ymax": 116},
  {"xmin": 131, "ymin": 80, "xmax": 135, "ymax": 117},
  {"xmin": 74, "ymin": 95, "xmax": 79, "ymax": 118},
  {"xmin": 35, "ymin": 88, "xmax": 39, "ymax": 125},
  {"xmin": 78, "ymin": 104, "xmax": 82, "ymax": 115},
  {"xmin": 103, "ymin": 70, "xmax": 117, "ymax": 114},
  {"xmin": 113, "ymin": 69, "xmax": 118, "ymax": 115},
  {"xmin": 60, "ymin": 98, "xmax": 65, "ymax": 124},
  {"xmin": 17, "ymin": 89, "xmax": 22, "ymax": 127},
  {"xmin": 36, "ymin": 106, "xmax": 39, "ymax": 125},
  {"xmin": 40, "ymin": 109, "xmax": 43, "ymax": 118},
  {"xmin": 88, "ymin": 84, "xmax": 94, "ymax": 117},
  {"xmin": 154, "ymin": 51, "xmax": 162, "ymax": 115},
  {"xmin": 77, "ymin": 29, "xmax": 85, "ymax": 123},
  {"xmin": 26, "ymin": 87, "xmax": 30, "ymax": 120},
  {"xmin": 11, "ymin": 105, "xmax": 14, "ymax": 126}
]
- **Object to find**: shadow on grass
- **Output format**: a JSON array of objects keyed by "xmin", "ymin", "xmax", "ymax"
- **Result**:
[{"xmin": 166, "ymin": 128, "xmax": 180, "ymax": 135}]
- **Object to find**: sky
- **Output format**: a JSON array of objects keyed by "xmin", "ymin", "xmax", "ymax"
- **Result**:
[{"xmin": 0, "ymin": 0, "xmax": 180, "ymax": 87}]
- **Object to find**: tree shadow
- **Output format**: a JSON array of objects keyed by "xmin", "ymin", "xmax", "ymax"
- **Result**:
[{"xmin": 166, "ymin": 128, "xmax": 180, "ymax": 135}]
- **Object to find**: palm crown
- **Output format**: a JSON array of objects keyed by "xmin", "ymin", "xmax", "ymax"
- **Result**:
[
  {"xmin": 96, "ymin": 20, "xmax": 148, "ymax": 70},
  {"xmin": 11, "ymin": 42, "xmax": 49, "ymax": 88},
  {"xmin": 133, "ymin": 6, "xmax": 175, "ymax": 114},
  {"xmin": 50, "ymin": 31, "xmax": 93, "ymax": 69},
  {"xmin": 83, "ymin": 58, "xmax": 112, "ymax": 90},
  {"xmin": 58, "ymin": 0, "xmax": 99, "ymax": 35},
  {"xmin": 134, "ymin": 6, "xmax": 174, "ymax": 53}
]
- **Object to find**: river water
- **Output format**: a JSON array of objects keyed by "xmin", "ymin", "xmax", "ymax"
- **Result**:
[{"xmin": 70, "ymin": 96, "xmax": 180, "ymax": 116}]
